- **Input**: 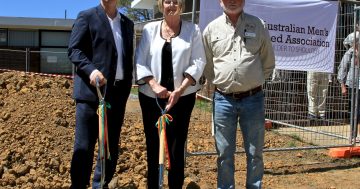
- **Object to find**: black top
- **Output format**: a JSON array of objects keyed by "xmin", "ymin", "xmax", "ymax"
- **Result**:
[{"xmin": 160, "ymin": 41, "xmax": 174, "ymax": 91}]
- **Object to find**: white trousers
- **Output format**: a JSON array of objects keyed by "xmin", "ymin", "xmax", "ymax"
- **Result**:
[{"xmin": 307, "ymin": 72, "xmax": 330, "ymax": 117}]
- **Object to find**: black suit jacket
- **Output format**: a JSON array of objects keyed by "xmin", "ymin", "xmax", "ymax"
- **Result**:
[{"xmin": 68, "ymin": 5, "xmax": 134, "ymax": 102}]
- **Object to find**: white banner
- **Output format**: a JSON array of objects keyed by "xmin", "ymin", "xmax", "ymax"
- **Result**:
[{"xmin": 199, "ymin": 0, "xmax": 338, "ymax": 73}]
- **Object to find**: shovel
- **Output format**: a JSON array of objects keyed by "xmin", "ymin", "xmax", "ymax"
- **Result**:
[
  {"xmin": 155, "ymin": 98, "xmax": 173, "ymax": 189},
  {"xmin": 96, "ymin": 77, "xmax": 111, "ymax": 189}
]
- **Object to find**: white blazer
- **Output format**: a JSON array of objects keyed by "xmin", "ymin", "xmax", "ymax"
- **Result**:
[{"xmin": 135, "ymin": 20, "xmax": 206, "ymax": 98}]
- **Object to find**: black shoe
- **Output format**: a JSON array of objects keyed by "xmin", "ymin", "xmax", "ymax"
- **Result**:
[{"xmin": 307, "ymin": 114, "xmax": 317, "ymax": 120}]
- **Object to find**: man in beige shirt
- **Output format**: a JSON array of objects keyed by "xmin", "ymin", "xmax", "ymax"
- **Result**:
[{"xmin": 202, "ymin": 0, "xmax": 275, "ymax": 188}]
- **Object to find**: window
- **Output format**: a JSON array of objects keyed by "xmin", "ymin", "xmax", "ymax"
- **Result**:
[
  {"xmin": 0, "ymin": 29, "xmax": 7, "ymax": 46},
  {"xmin": 8, "ymin": 30, "xmax": 39, "ymax": 47},
  {"xmin": 41, "ymin": 31, "xmax": 70, "ymax": 47}
]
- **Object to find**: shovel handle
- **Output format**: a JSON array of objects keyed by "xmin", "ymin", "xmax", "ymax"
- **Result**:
[
  {"xmin": 158, "ymin": 127, "xmax": 165, "ymax": 189},
  {"xmin": 159, "ymin": 129, "xmax": 165, "ymax": 164}
]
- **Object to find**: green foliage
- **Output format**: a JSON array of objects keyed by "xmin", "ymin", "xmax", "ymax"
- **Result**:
[
  {"xmin": 117, "ymin": 0, "xmax": 153, "ymax": 22},
  {"xmin": 194, "ymin": 99, "xmax": 212, "ymax": 112},
  {"xmin": 287, "ymin": 141, "xmax": 297, "ymax": 147},
  {"xmin": 289, "ymin": 134, "xmax": 302, "ymax": 141}
]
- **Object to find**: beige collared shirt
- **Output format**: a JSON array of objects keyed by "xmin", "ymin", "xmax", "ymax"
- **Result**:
[{"xmin": 203, "ymin": 12, "xmax": 275, "ymax": 93}]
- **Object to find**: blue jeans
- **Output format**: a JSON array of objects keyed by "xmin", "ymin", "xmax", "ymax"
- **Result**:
[{"xmin": 213, "ymin": 91, "xmax": 265, "ymax": 189}]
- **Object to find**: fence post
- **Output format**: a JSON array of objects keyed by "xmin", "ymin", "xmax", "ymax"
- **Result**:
[
  {"xmin": 25, "ymin": 48, "xmax": 30, "ymax": 73},
  {"xmin": 185, "ymin": 0, "xmax": 198, "ymax": 167},
  {"xmin": 352, "ymin": 5, "xmax": 360, "ymax": 143},
  {"xmin": 191, "ymin": 0, "xmax": 197, "ymax": 24}
]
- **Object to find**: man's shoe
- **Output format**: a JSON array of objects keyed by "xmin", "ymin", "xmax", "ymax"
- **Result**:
[{"xmin": 307, "ymin": 114, "xmax": 317, "ymax": 120}]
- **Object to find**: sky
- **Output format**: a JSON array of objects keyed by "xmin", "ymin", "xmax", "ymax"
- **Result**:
[{"xmin": 0, "ymin": 0, "xmax": 103, "ymax": 19}]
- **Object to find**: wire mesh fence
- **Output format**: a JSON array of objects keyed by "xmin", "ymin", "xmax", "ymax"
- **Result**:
[{"xmin": 0, "ymin": 48, "xmax": 72, "ymax": 76}]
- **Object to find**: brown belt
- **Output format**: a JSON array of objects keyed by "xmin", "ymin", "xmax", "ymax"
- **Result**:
[{"xmin": 216, "ymin": 86, "xmax": 262, "ymax": 100}]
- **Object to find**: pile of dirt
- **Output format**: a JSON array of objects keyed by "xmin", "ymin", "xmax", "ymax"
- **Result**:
[{"xmin": 1, "ymin": 71, "xmax": 360, "ymax": 189}]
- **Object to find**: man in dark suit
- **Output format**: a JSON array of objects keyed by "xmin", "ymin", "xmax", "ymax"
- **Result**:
[{"xmin": 67, "ymin": 0, "xmax": 133, "ymax": 188}]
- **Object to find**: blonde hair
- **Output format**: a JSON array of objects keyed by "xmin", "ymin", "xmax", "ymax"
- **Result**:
[{"xmin": 157, "ymin": 0, "xmax": 184, "ymax": 14}]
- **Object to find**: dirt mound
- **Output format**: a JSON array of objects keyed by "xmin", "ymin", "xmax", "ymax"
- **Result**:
[{"xmin": 1, "ymin": 71, "xmax": 360, "ymax": 189}]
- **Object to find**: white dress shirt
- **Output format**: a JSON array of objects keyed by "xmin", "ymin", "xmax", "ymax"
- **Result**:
[
  {"xmin": 108, "ymin": 12, "xmax": 124, "ymax": 80},
  {"xmin": 89, "ymin": 12, "xmax": 124, "ymax": 81}
]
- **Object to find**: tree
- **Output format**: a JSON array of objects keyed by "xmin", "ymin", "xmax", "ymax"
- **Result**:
[{"xmin": 117, "ymin": 0, "xmax": 153, "ymax": 22}]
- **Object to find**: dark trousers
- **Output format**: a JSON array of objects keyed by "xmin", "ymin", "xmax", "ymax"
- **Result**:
[
  {"xmin": 70, "ymin": 84, "xmax": 130, "ymax": 189},
  {"xmin": 139, "ymin": 92, "xmax": 196, "ymax": 189}
]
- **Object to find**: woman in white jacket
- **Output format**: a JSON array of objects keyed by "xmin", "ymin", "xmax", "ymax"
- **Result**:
[{"xmin": 135, "ymin": 0, "xmax": 206, "ymax": 188}]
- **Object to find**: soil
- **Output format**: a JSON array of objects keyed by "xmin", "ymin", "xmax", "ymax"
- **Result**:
[{"xmin": 0, "ymin": 71, "xmax": 360, "ymax": 189}]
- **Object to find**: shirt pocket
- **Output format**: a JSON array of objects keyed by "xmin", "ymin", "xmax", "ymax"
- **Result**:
[
  {"xmin": 243, "ymin": 35, "xmax": 261, "ymax": 55},
  {"xmin": 210, "ymin": 32, "xmax": 228, "ymax": 58}
]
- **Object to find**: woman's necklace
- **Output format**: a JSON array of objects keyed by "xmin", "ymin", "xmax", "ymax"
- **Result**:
[{"xmin": 163, "ymin": 21, "xmax": 177, "ymax": 40}]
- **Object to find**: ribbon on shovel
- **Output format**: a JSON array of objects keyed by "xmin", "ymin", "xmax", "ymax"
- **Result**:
[
  {"xmin": 155, "ymin": 97, "xmax": 173, "ymax": 189},
  {"xmin": 96, "ymin": 77, "xmax": 111, "ymax": 188}
]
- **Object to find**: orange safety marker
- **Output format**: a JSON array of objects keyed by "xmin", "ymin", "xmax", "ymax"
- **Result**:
[{"xmin": 328, "ymin": 147, "xmax": 360, "ymax": 158}]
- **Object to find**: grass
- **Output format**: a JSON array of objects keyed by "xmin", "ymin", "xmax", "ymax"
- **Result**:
[
  {"xmin": 286, "ymin": 133, "xmax": 318, "ymax": 147},
  {"xmin": 194, "ymin": 98, "xmax": 212, "ymax": 112},
  {"xmin": 287, "ymin": 140, "xmax": 297, "ymax": 147},
  {"xmin": 289, "ymin": 133, "xmax": 302, "ymax": 141}
]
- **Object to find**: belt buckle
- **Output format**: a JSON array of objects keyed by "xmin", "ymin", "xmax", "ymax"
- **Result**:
[
  {"xmin": 230, "ymin": 86, "xmax": 260, "ymax": 100},
  {"xmin": 231, "ymin": 93, "xmax": 237, "ymax": 99},
  {"xmin": 233, "ymin": 90, "xmax": 250, "ymax": 99},
  {"xmin": 232, "ymin": 92, "xmax": 242, "ymax": 99}
]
